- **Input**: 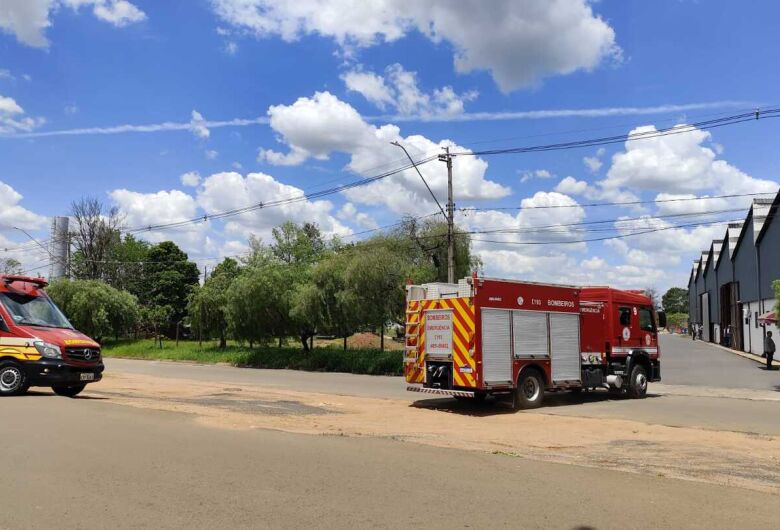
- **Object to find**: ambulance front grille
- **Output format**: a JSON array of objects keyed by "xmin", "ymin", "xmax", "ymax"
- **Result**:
[{"xmin": 64, "ymin": 347, "xmax": 102, "ymax": 363}]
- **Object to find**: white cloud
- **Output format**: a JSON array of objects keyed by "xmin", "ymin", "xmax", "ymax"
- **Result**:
[
  {"xmin": 520, "ymin": 169, "xmax": 553, "ymax": 183},
  {"xmin": 211, "ymin": 0, "xmax": 619, "ymax": 92},
  {"xmin": 64, "ymin": 104, "xmax": 78, "ymax": 115},
  {"xmin": 205, "ymin": 149, "xmax": 218, "ymax": 160},
  {"xmin": 224, "ymin": 41, "xmax": 238, "ymax": 54},
  {"xmin": 0, "ymin": 180, "xmax": 48, "ymax": 230},
  {"xmin": 89, "ymin": 0, "xmax": 145, "ymax": 27},
  {"xmin": 343, "ymin": 63, "xmax": 477, "ymax": 118},
  {"xmin": 0, "ymin": 94, "xmax": 45, "ymax": 134},
  {"xmin": 189, "ymin": 110, "xmax": 210, "ymax": 139},
  {"xmin": 196, "ymin": 171, "xmax": 351, "ymax": 241},
  {"xmin": 337, "ymin": 202, "xmax": 377, "ymax": 229},
  {"xmin": 258, "ymin": 91, "xmax": 510, "ymax": 215},
  {"xmin": 180, "ymin": 171, "xmax": 201, "ymax": 187},
  {"xmin": 583, "ymin": 156, "xmax": 602, "ymax": 173},
  {"xmin": 603, "ymin": 124, "xmax": 778, "ymax": 196},
  {"xmin": 0, "ymin": 0, "xmax": 145, "ymax": 48},
  {"xmin": 4, "ymin": 101, "xmax": 748, "ymax": 139},
  {"xmin": 0, "ymin": 69, "xmax": 14, "ymax": 81},
  {"xmin": 342, "ymin": 70, "xmax": 395, "ymax": 110},
  {"xmin": 109, "ymin": 188, "xmax": 207, "ymax": 255},
  {"xmin": 581, "ymin": 256, "xmax": 606, "ymax": 270},
  {"xmin": 653, "ymin": 193, "xmax": 731, "ymax": 216},
  {"xmin": 554, "ymin": 176, "xmax": 589, "ymax": 196}
]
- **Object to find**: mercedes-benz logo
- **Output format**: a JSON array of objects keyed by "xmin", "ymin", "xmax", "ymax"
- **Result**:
[{"xmin": 84, "ymin": 350, "xmax": 93, "ymax": 360}]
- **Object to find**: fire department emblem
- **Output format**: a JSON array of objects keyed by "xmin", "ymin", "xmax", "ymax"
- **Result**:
[
  {"xmin": 622, "ymin": 327, "xmax": 631, "ymax": 341},
  {"xmin": 645, "ymin": 334, "xmax": 651, "ymax": 346},
  {"xmin": 517, "ymin": 296, "xmax": 524, "ymax": 306}
]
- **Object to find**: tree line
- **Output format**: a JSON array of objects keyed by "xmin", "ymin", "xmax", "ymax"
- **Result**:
[{"xmin": 47, "ymin": 198, "xmax": 480, "ymax": 350}]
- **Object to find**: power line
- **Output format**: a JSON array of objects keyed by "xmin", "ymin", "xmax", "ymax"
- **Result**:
[
  {"xmin": 469, "ymin": 217, "xmax": 739, "ymax": 246},
  {"xmin": 452, "ymin": 108, "xmax": 780, "ymax": 157},
  {"xmin": 458, "ymin": 191, "xmax": 777, "ymax": 212}
]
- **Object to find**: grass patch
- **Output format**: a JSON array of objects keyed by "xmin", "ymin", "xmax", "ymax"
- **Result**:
[{"xmin": 101, "ymin": 339, "xmax": 403, "ymax": 376}]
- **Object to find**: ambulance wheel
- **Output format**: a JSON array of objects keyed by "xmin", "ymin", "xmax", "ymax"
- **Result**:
[
  {"xmin": 514, "ymin": 370, "xmax": 544, "ymax": 410},
  {"xmin": 52, "ymin": 384, "xmax": 86, "ymax": 398},
  {"xmin": 627, "ymin": 364, "xmax": 648, "ymax": 399},
  {"xmin": 0, "ymin": 361, "xmax": 28, "ymax": 396}
]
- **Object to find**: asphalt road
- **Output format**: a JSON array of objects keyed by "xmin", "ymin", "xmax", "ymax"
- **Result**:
[
  {"xmin": 2, "ymin": 395, "xmax": 776, "ymax": 529},
  {"xmin": 659, "ymin": 333, "xmax": 780, "ymax": 390},
  {"xmin": 102, "ymin": 336, "xmax": 780, "ymax": 436}
]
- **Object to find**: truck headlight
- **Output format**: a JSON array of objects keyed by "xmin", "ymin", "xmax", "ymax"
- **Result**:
[{"xmin": 34, "ymin": 341, "xmax": 62, "ymax": 359}]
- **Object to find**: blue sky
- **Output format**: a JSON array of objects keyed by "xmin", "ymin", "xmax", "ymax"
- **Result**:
[{"xmin": 1, "ymin": 0, "xmax": 779, "ymax": 291}]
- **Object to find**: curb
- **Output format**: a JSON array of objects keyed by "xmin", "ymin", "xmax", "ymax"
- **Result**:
[{"xmin": 683, "ymin": 335, "xmax": 780, "ymax": 367}]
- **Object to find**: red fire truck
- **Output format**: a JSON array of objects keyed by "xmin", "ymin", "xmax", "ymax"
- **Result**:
[
  {"xmin": 0, "ymin": 275, "xmax": 104, "ymax": 397},
  {"xmin": 404, "ymin": 275, "xmax": 663, "ymax": 409}
]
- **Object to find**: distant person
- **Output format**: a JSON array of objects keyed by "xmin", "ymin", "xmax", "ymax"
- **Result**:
[
  {"xmin": 724, "ymin": 325, "xmax": 732, "ymax": 347},
  {"xmin": 765, "ymin": 331, "xmax": 776, "ymax": 370}
]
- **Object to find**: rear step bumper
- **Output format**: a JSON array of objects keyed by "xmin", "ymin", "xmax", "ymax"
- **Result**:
[{"xmin": 406, "ymin": 385, "xmax": 475, "ymax": 398}]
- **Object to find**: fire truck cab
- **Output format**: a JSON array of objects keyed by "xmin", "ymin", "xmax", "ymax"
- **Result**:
[
  {"xmin": 404, "ymin": 276, "xmax": 663, "ymax": 409},
  {"xmin": 0, "ymin": 275, "xmax": 104, "ymax": 397}
]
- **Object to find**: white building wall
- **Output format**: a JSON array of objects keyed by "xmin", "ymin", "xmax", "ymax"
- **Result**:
[{"xmin": 742, "ymin": 298, "xmax": 778, "ymax": 354}]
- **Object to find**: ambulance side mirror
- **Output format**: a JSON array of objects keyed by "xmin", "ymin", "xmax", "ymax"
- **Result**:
[
  {"xmin": 0, "ymin": 315, "xmax": 8, "ymax": 333},
  {"xmin": 658, "ymin": 311, "xmax": 667, "ymax": 329}
]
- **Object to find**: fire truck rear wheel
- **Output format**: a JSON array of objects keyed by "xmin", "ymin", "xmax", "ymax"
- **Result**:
[
  {"xmin": 0, "ymin": 361, "xmax": 28, "ymax": 396},
  {"xmin": 627, "ymin": 364, "xmax": 648, "ymax": 399},
  {"xmin": 52, "ymin": 384, "xmax": 87, "ymax": 398},
  {"xmin": 514, "ymin": 370, "xmax": 544, "ymax": 410}
]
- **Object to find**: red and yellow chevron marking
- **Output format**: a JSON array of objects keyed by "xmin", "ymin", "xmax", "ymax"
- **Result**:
[
  {"xmin": 405, "ymin": 297, "xmax": 476, "ymax": 388},
  {"xmin": 404, "ymin": 300, "xmax": 425, "ymax": 384}
]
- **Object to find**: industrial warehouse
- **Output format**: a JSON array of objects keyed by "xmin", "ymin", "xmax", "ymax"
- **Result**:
[{"xmin": 688, "ymin": 190, "xmax": 780, "ymax": 354}]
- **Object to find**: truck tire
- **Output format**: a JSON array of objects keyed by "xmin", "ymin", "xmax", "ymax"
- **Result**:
[
  {"xmin": 0, "ymin": 361, "xmax": 28, "ymax": 396},
  {"xmin": 627, "ymin": 364, "xmax": 648, "ymax": 399},
  {"xmin": 514, "ymin": 370, "xmax": 545, "ymax": 410},
  {"xmin": 52, "ymin": 384, "xmax": 87, "ymax": 398}
]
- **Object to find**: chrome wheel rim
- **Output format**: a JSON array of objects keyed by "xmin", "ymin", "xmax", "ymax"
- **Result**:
[
  {"xmin": 523, "ymin": 376, "xmax": 540, "ymax": 401},
  {"xmin": 0, "ymin": 367, "xmax": 22, "ymax": 393},
  {"xmin": 635, "ymin": 372, "xmax": 647, "ymax": 393}
]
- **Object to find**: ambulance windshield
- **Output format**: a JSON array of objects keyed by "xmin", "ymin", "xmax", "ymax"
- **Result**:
[{"xmin": 0, "ymin": 292, "xmax": 73, "ymax": 329}]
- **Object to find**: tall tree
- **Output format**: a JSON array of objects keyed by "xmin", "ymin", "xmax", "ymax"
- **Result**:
[
  {"xmin": 644, "ymin": 287, "xmax": 660, "ymax": 309},
  {"xmin": 47, "ymin": 279, "xmax": 139, "ymax": 342},
  {"xmin": 103, "ymin": 234, "xmax": 150, "ymax": 298},
  {"xmin": 271, "ymin": 221, "xmax": 326, "ymax": 265},
  {"xmin": 70, "ymin": 197, "xmax": 124, "ymax": 280},
  {"xmin": 662, "ymin": 287, "xmax": 689, "ymax": 313},
  {"xmin": 0, "ymin": 258, "xmax": 22, "ymax": 275},
  {"xmin": 399, "ymin": 218, "xmax": 481, "ymax": 282},
  {"xmin": 143, "ymin": 241, "xmax": 200, "ymax": 332},
  {"xmin": 188, "ymin": 257, "xmax": 240, "ymax": 348}
]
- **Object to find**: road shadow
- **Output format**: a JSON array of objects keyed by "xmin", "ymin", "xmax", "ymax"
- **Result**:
[
  {"xmin": 410, "ymin": 390, "xmax": 661, "ymax": 416},
  {"xmin": 24, "ymin": 390, "xmax": 108, "ymax": 400},
  {"xmin": 758, "ymin": 366, "xmax": 779, "ymax": 371}
]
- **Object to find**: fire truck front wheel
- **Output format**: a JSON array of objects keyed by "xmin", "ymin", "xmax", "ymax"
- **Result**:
[
  {"xmin": 514, "ymin": 370, "xmax": 545, "ymax": 410},
  {"xmin": 0, "ymin": 361, "xmax": 29, "ymax": 396},
  {"xmin": 627, "ymin": 364, "xmax": 648, "ymax": 399}
]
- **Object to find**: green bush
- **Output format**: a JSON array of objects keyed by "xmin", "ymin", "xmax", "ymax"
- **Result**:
[{"xmin": 101, "ymin": 340, "xmax": 403, "ymax": 376}]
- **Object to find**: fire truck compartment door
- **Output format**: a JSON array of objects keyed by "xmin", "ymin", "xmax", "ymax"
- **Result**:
[
  {"xmin": 549, "ymin": 312, "xmax": 581, "ymax": 382},
  {"xmin": 512, "ymin": 310, "xmax": 549, "ymax": 358},
  {"xmin": 481, "ymin": 308, "xmax": 513, "ymax": 384}
]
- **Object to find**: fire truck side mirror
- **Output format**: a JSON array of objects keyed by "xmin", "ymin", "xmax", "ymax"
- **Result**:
[
  {"xmin": 657, "ymin": 311, "xmax": 667, "ymax": 329},
  {"xmin": 0, "ymin": 314, "xmax": 8, "ymax": 333}
]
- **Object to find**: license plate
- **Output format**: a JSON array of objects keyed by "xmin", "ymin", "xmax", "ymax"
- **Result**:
[{"xmin": 80, "ymin": 373, "xmax": 95, "ymax": 381}]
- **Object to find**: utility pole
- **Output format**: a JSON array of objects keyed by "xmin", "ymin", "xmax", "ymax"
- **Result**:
[
  {"xmin": 439, "ymin": 147, "xmax": 455, "ymax": 284},
  {"xmin": 390, "ymin": 141, "xmax": 456, "ymax": 284}
]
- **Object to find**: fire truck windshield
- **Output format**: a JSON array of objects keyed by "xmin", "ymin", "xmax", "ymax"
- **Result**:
[{"xmin": 0, "ymin": 292, "xmax": 73, "ymax": 329}]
